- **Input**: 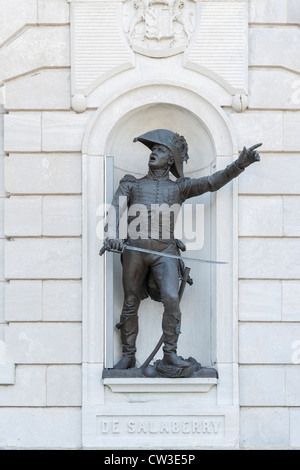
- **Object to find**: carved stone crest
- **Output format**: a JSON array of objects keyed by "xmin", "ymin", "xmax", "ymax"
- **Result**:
[{"xmin": 123, "ymin": 0, "xmax": 196, "ymax": 58}]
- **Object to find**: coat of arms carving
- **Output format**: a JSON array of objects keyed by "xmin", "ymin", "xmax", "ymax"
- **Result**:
[{"xmin": 123, "ymin": 0, "xmax": 196, "ymax": 57}]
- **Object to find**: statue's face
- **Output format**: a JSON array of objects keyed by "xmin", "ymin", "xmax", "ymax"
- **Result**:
[{"xmin": 148, "ymin": 144, "xmax": 174, "ymax": 170}]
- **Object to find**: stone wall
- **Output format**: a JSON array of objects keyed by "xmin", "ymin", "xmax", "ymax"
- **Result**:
[
  {"xmin": 0, "ymin": 0, "xmax": 82, "ymax": 449},
  {"xmin": 0, "ymin": 0, "xmax": 299, "ymax": 449},
  {"xmin": 235, "ymin": 0, "xmax": 300, "ymax": 449}
]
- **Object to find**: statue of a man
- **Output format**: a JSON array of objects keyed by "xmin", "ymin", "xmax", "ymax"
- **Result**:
[{"xmin": 101, "ymin": 129, "xmax": 261, "ymax": 370}]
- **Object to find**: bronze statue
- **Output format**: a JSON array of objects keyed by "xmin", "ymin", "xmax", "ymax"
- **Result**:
[{"xmin": 100, "ymin": 129, "xmax": 261, "ymax": 377}]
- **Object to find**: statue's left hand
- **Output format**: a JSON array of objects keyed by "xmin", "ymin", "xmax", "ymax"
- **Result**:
[{"xmin": 236, "ymin": 143, "xmax": 262, "ymax": 169}]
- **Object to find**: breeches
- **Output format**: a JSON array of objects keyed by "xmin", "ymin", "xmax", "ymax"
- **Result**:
[{"xmin": 121, "ymin": 239, "xmax": 180, "ymax": 319}]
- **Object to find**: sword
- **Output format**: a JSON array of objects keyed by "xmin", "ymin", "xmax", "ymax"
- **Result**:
[{"xmin": 99, "ymin": 243, "xmax": 228, "ymax": 265}]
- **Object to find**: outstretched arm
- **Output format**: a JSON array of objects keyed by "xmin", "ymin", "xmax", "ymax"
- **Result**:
[{"xmin": 179, "ymin": 143, "xmax": 262, "ymax": 200}]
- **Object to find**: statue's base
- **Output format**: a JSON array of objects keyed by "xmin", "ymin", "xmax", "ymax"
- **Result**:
[{"xmin": 102, "ymin": 357, "xmax": 218, "ymax": 379}]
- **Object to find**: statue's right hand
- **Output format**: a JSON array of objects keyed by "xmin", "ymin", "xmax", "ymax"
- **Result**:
[
  {"xmin": 107, "ymin": 238, "xmax": 124, "ymax": 251},
  {"xmin": 99, "ymin": 239, "xmax": 124, "ymax": 256}
]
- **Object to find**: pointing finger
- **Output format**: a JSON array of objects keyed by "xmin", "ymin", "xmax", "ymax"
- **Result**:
[{"xmin": 249, "ymin": 143, "xmax": 263, "ymax": 151}]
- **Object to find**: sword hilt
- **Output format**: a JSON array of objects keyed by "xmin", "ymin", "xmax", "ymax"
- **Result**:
[{"xmin": 99, "ymin": 244, "xmax": 124, "ymax": 256}]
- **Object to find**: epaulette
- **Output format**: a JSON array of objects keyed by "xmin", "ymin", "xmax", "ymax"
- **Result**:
[{"xmin": 120, "ymin": 174, "xmax": 137, "ymax": 184}]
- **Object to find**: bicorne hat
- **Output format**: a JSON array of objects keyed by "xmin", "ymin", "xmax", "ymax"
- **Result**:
[{"xmin": 133, "ymin": 129, "xmax": 189, "ymax": 178}]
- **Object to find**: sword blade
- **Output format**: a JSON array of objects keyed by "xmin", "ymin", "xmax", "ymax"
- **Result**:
[{"xmin": 117, "ymin": 245, "xmax": 228, "ymax": 265}]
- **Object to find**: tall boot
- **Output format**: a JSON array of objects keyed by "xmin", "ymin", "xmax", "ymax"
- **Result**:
[
  {"xmin": 161, "ymin": 312, "xmax": 190, "ymax": 368},
  {"xmin": 113, "ymin": 314, "xmax": 138, "ymax": 369}
]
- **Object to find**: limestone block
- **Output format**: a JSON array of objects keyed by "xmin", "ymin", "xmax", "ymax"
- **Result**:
[
  {"xmin": 239, "ymin": 366, "xmax": 285, "ymax": 406},
  {"xmin": 0, "ymin": 113, "xmax": 4, "ymax": 156},
  {"xmin": 43, "ymin": 196, "xmax": 81, "ymax": 236},
  {"xmin": 215, "ymin": 363, "xmax": 236, "ymax": 406},
  {"xmin": 239, "ymin": 323, "xmax": 300, "ymax": 364},
  {"xmin": 282, "ymin": 281, "xmax": 300, "ymax": 321},
  {"xmin": 185, "ymin": 1, "xmax": 248, "ymax": 91},
  {"xmin": 0, "ymin": 0, "xmax": 37, "ymax": 46},
  {"xmin": 283, "ymin": 196, "xmax": 300, "ymax": 236},
  {"xmin": 4, "ymin": 113, "xmax": 41, "ymax": 152},
  {"xmin": 0, "ymin": 197, "xmax": 4, "ymax": 237},
  {"xmin": 0, "ymin": 408, "xmax": 81, "ymax": 449},
  {"xmin": 71, "ymin": 1, "xmax": 134, "ymax": 93},
  {"xmin": 5, "ymin": 196, "xmax": 42, "ymax": 236},
  {"xmin": 290, "ymin": 409, "xmax": 300, "ymax": 448},
  {"xmin": 46, "ymin": 365, "xmax": 81, "ymax": 406},
  {"xmin": 239, "ymin": 238, "xmax": 300, "ymax": 279},
  {"xmin": 239, "ymin": 280, "xmax": 281, "ymax": 321},
  {"xmin": 0, "ymin": 366, "xmax": 46, "ymax": 406},
  {"xmin": 42, "ymin": 112, "xmax": 90, "ymax": 151},
  {"xmin": 0, "ymin": 26, "xmax": 70, "ymax": 82},
  {"xmin": 6, "ymin": 323, "xmax": 81, "ymax": 363},
  {"xmin": 229, "ymin": 111, "xmax": 283, "ymax": 151},
  {"xmin": 43, "ymin": 280, "xmax": 81, "ymax": 321},
  {"xmin": 239, "ymin": 196, "xmax": 282, "ymax": 236},
  {"xmin": 286, "ymin": 366, "xmax": 300, "ymax": 406},
  {"xmin": 0, "ymin": 363, "xmax": 15, "ymax": 385},
  {"xmin": 82, "ymin": 363, "xmax": 104, "ymax": 407},
  {"xmin": 248, "ymin": 69, "xmax": 300, "ymax": 110},
  {"xmin": 5, "ymin": 154, "xmax": 81, "ymax": 194},
  {"xmin": 0, "ymin": 281, "xmax": 5, "ymax": 322},
  {"xmin": 5, "ymin": 69, "xmax": 71, "ymax": 111},
  {"xmin": 5, "ymin": 238, "xmax": 81, "ymax": 279},
  {"xmin": 284, "ymin": 112, "xmax": 300, "ymax": 151},
  {"xmin": 0, "ymin": 156, "xmax": 5, "ymax": 197},
  {"xmin": 0, "ymin": 239, "xmax": 4, "ymax": 281},
  {"xmin": 249, "ymin": 0, "xmax": 287, "ymax": 23},
  {"xmin": 250, "ymin": 27, "xmax": 300, "ymax": 73},
  {"xmin": 287, "ymin": 0, "xmax": 300, "ymax": 25},
  {"xmin": 5, "ymin": 281, "xmax": 42, "ymax": 322},
  {"xmin": 238, "ymin": 154, "xmax": 300, "ymax": 195},
  {"xmin": 38, "ymin": 0, "xmax": 69, "ymax": 24},
  {"xmin": 240, "ymin": 408, "xmax": 289, "ymax": 449}
]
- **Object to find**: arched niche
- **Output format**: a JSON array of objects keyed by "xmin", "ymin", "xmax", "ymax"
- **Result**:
[
  {"xmin": 82, "ymin": 81, "xmax": 239, "ymax": 379},
  {"xmin": 104, "ymin": 102, "xmax": 215, "ymax": 175},
  {"xmin": 82, "ymin": 83, "xmax": 236, "ymax": 157},
  {"xmin": 104, "ymin": 102, "xmax": 216, "ymax": 367},
  {"xmin": 81, "ymin": 80, "xmax": 240, "ymax": 449}
]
